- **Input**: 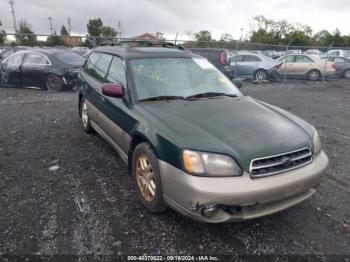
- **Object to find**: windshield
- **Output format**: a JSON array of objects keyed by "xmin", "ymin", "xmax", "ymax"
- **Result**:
[
  {"xmin": 55, "ymin": 52, "xmax": 85, "ymax": 66},
  {"xmin": 130, "ymin": 57, "xmax": 242, "ymax": 101}
]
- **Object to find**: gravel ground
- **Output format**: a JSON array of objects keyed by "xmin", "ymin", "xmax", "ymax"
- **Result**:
[{"xmin": 0, "ymin": 79, "xmax": 349, "ymax": 260}]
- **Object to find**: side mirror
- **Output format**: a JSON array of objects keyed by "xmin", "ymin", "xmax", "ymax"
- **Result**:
[{"xmin": 102, "ymin": 83, "xmax": 124, "ymax": 98}]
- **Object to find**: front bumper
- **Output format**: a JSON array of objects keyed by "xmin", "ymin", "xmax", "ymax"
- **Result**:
[{"xmin": 159, "ymin": 150, "xmax": 328, "ymax": 223}]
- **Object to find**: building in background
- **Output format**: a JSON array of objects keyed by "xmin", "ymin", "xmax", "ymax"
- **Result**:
[{"xmin": 60, "ymin": 36, "xmax": 82, "ymax": 46}]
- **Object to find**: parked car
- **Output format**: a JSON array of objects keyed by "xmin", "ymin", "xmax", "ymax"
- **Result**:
[
  {"xmin": 77, "ymin": 42, "xmax": 328, "ymax": 223},
  {"xmin": 262, "ymin": 50, "xmax": 280, "ymax": 59},
  {"xmin": 278, "ymin": 54, "xmax": 335, "ymax": 80},
  {"xmin": 304, "ymin": 49, "xmax": 323, "ymax": 56},
  {"xmin": 323, "ymin": 49, "xmax": 350, "ymax": 58},
  {"xmin": 188, "ymin": 48, "xmax": 230, "ymax": 75},
  {"xmin": 0, "ymin": 49, "xmax": 85, "ymax": 90},
  {"xmin": 225, "ymin": 52, "xmax": 282, "ymax": 81},
  {"xmin": 322, "ymin": 56, "xmax": 350, "ymax": 79}
]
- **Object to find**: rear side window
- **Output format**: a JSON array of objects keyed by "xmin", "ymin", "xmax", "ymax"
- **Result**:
[
  {"xmin": 4, "ymin": 52, "xmax": 24, "ymax": 67},
  {"xmin": 334, "ymin": 58, "xmax": 345, "ymax": 63},
  {"xmin": 23, "ymin": 53, "xmax": 50, "ymax": 65},
  {"xmin": 231, "ymin": 55, "xmax": 244, "ymax": 62},
  {"xmin": 106, "ymin": 56, "xmax": 126, "ymax": 86},
  {"xmin": 243, "ymin": 55, "xmax": 261, "ymax": 62}
]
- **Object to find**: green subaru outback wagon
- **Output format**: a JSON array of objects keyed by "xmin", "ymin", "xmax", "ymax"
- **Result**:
[{"xmin": 77, "ymin": 41, "xmax": 328, "ymax": 223}]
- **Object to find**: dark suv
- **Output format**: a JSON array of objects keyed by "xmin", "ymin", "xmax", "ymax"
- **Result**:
[{"xmin": 77, "ymin": 41, "xmax": 328, "ymax": 223}]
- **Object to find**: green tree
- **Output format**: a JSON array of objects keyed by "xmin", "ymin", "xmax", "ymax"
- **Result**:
[
  {"xmin": 194, "ymin": 30, "xmax": 213, "ymax": 47},
  {"xmin": 313, "ymin": 30, "xmax": 333, "ymax": 46},
  {"xmin": 100, "ymin": 26, "xmax": 118, "ymax": 38},
  {"xmin": 87, "ymin": 18, "xmax": 103, "ymax": 36},
  {"xmin": 0, "ymin": 21, "xmax": 6, "ymax": 45},
  {"xmin": 16, "ymin": 20, "xmax": 36, "ymax": 46},
  {"xmin": 60, "ymin": 25, "xmax": 69, "ymax": 35},
  {"xmin": 46, "ymin": 31, "xmax": 62, "ymax": 46}
]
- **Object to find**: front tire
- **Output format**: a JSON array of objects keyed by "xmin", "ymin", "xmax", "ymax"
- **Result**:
[
  {"xmin": 254, "ymin": 69, "xmax": 267, "ymax": 81},
  {"xmin": 80, "ymin": 99, "xmax": 94, "ymax": 133},
  {"xmin": 132, "ymin": 142, "xmax": 167, "ymax": 213},
  {"xmin": 45, "ymin": 74, "xmax": 64, "ymax": 91},
  {"xmin": 308, "ymin": 69, "xmax": 321, "ymax": 81}
]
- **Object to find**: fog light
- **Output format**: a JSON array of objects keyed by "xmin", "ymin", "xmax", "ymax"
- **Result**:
[{"xmin": 202, "ymin": 204, "xmax": 219, "ymax": 218}]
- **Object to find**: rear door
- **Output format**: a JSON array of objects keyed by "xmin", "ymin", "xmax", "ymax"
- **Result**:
[
  {"xmin": 80, "ymin": 52, "xmax": 112, "ymax": 123},
  {"xmin": 229, "ymin": 55, "xmax": 244, "ymax": 77},
  {"xmin": 1, "ymin": 52, "xmax": 24, "ymax": 87},
  {"xmin": 98, "ymin": 56, "xmax": 132, "ymax": 157},
  {"xmin": 21, "ymin": 52, "xmax": 51, "ymax": 88}
]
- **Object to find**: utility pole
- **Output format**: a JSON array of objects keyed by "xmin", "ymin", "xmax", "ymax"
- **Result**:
[
  {"xmin": 240, "ymin": 28, "xmax": 243, "ymax": 42},
  {"xmin": 9, "ymin": 0, "xmax": 17, "ymax": 33},
  {"xmin": 118, "ymin": 21, "xmax": 122, "ymax": 40},
  {"xmin": 67, "ymin": 18, "xmax": 71, "ymax": 35},
  {"xmin": 48, "ymin": 17, "xmax": 53, "ymax": 34}
]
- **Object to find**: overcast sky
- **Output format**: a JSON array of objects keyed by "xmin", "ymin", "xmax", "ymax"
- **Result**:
[{"xmin": 0, "ymin": 0, "xmax": 349, "ymax": 40}]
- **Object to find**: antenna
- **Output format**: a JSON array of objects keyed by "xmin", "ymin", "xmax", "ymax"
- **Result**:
[{"xmin": 9, "ymin": 0, "xmax": 17, "ymax": 33}]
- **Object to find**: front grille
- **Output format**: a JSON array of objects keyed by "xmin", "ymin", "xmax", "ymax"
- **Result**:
[{"xmin": 250, "ymin": 148, "xmax": 313, "ymax": 178}]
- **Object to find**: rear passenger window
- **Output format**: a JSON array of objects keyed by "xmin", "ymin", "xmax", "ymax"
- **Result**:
[
  {"xmin": 84, "ymin": 52, "xmax": 113, "ymax": 82},
  {"xmin": 106, "ymin": 56, "xmax": 126, "ymax": 86},
  {"xmin": 244, "ymin": 55, "xmax": 261, "ymax": 62}
]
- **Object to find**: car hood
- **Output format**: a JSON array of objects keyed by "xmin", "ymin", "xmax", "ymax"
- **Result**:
[{"xmin": 141, "ymin": 96, "xmax": 313, "ymax": 171}]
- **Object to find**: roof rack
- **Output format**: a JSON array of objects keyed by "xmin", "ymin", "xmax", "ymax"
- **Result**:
[{"xmin": 99, "ymin": 39, "xmax": 185, "ymax": 50}]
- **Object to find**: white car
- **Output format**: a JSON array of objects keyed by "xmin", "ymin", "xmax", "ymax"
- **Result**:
[{"xmin": 324, "ymin": 49, "xmax": 350, "ymax": 57}]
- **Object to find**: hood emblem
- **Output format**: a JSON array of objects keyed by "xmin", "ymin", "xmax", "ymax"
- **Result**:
[{"xmin": 281, "ymin": 156, "xmax": 292, "ymax": 167}]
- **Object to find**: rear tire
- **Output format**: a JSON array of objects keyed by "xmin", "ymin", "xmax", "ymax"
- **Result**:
[
  {"xmin": 254, "ymin": 69, "xmax": 267, "ymax": 81},
  {"xmin": 307, "ymin": 69, "xmax": 321, "ymax": 81},
  {"xmin": 45, "ymin": 74, "xmax": 64, "ymax": 91},
  {"xmin": 80, "ymin": 99, "xmax": 94, "ymax": 133},
  {"xmin": 343, "ymin": 69, "xmax": 350, "ymax": 79},
  {"xmin": 132, "ymin": 142, "xmax": 167, "ymax": 213}
]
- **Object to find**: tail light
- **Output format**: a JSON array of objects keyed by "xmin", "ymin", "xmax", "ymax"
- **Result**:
[
  {"xmin": 274, "ymin": 63, "xmax": 283, "ymax": 69},
  {"xmin": 332, "ymin": 63, "xmax": 336, "ymax": 69},
  {"xmin": 220, "ymin": 51, "xmax": 226, "ymax": 65}
]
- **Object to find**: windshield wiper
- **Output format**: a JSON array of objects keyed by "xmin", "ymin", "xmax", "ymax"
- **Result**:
[
  {"xmin": 138, "ymin": 95, "xmax": 186, "ymax": 102},
  {"xmin": 186, "ymin": 92, "xmax": 239, "ymax": 99}
]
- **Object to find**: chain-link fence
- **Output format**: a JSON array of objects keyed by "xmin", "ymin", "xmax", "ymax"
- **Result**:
[{"xmin": 1, "ymin": 33, "xmax": 350, "ymax": 90}]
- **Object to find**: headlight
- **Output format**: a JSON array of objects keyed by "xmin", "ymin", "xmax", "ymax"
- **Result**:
[
  {"xmin": 313, "ymin": 130, "xmax": 322, "ymax": 155},
  {"xmin": 182, "ymin": 149, "xmax": 242, "ymax": 177}
]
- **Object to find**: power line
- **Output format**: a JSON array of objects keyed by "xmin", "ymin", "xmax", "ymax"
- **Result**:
[{"xmin": 9, "ymin": 0, "xmax": 17, "ymax": 33}]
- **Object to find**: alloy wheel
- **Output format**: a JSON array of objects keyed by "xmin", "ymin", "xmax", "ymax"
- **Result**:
[
  {"xmin": 135, "ymin": 154, "xmax": 156, "ymax": 202},
  {"xmin": 81, "ymin": 102, "xmax": 89, "ymax": 128},
  {"xmin": 256, "ymin": 71, "xmax": 267, "ymax": 81}
]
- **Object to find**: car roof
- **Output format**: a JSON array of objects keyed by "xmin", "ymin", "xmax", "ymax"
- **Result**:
[
  {"xmin": 93, "ymin": 46, "xmax": 197, "ymax": 60},
  {"xmin": 17, "ymin": 48, "xmax": 81, "ymax": 56}
]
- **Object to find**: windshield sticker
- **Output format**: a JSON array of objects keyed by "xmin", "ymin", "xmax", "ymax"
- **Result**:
[{"xmin": 192, "ymin": 58, "xmax": 216, "ymax": 69}]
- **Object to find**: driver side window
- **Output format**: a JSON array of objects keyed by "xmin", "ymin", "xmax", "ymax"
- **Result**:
[{"xmin": 5, "ymin": 53, "xmax": 24, "ymax": 67}]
